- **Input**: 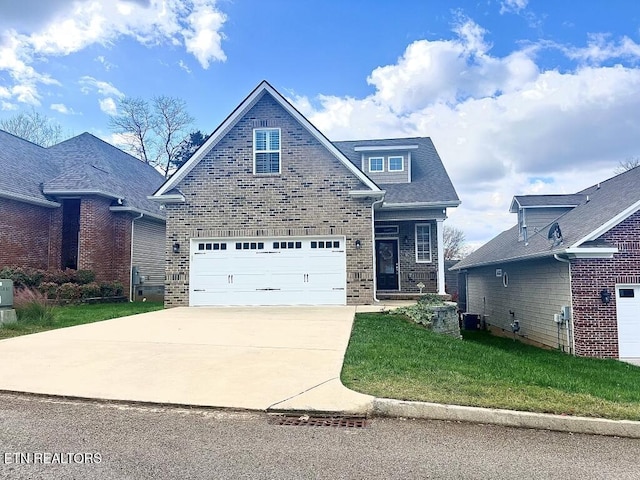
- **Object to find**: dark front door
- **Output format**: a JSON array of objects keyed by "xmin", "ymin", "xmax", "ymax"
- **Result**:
[{"xmin": 376, "ymin": 239, "xmax": 399, "ymax": 290}]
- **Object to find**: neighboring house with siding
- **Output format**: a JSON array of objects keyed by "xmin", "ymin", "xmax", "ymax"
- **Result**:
[
  {"xmin": 150, "ymin": 81, "xmax": 460, "ymax": 307},
  {"xmin": 452, "ymin": 166, "xmax": 640, "ymax": 361},
  {"xmin": 0, "ymin": 130, "xmax": 166, "ymax": 300}
]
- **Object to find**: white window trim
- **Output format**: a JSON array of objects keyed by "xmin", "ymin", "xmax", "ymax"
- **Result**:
[
  {"xmin": 388, "ymin": 156, "xmax": 404, "ymax": 172},
  {"xmin": 369, "ymin": 156, "xmax": 384, "ymax": 172},
  {"xmin": 253, "ymin": 128, "xmax": 281, "ymax": 175},
  {"xmin": 415, "ymin": 223, "xmax": 432, "ymax": 263}
]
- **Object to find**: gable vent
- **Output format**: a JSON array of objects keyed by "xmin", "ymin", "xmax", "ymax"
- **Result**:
[{"xmin": 252, "ymin": 119, "xmax": 276, "ymax": 128}]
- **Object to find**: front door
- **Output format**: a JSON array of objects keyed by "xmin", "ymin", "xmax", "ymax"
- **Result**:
[{"xmin": 376, "ymin": 239, "xmax": 399, "ymax": 290}]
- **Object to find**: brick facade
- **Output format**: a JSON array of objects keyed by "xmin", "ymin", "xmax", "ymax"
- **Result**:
[
  {"xmin": 570, "ymin": 211, "xmax": 640, "ymax": 358},
  {"xmin": 164, "ymin": 94, "xmax": 375, "ymax": 307},
  {"xmin": 0, "ymin": 198, "xmax": 55, "ymax": 270},
  {"xmin": 1, "ymin": 195, "xmax": 133, "ymax": 295}
]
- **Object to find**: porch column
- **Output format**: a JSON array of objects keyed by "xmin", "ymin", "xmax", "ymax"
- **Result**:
[{"xmin": 436, "ymin": 219, "xmax": 446, "ymax": 295}]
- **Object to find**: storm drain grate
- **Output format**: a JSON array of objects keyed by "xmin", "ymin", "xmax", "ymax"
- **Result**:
[{"xmin": 270, "ymin": 415, "xmax": 368, "ymax": 428}]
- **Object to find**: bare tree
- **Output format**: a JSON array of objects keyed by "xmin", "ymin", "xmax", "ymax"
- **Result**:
[
  {"xmin": 153, "ymin": 96, "xmax": 194, "ymax": 177},
  {"xmin": 108, "ymin": 96, "xmax": 193, "ymax": 177},
  {"xmin": 0, "ymin": 109, "xmax": 63, "ymax": 147},
  {"xmin": 108, "ymin": 97, "xmax": 154, "ymax": 164},
  {"xmin": 443, "ymin": 225, "xmax": 467, "ymax": 260},
  {"xmin": 614, "ymin": 156, "xmax": 640, "ymax": 174}
]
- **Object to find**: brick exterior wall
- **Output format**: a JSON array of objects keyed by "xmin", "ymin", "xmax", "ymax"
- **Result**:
[
  {"xmin": 570, "ymin": 211, "xmax": 640, "ymax": 358},
  {"xmin": 0, "ymin": 197, "xmax": 56, "ymax": 270},
  {"xmin": 78, "ymin": 196, "xmax": 132, "ymax": 293},
  {"xmin": 164, "ymin": 93, "xmax": 375, "ymax": 307}
]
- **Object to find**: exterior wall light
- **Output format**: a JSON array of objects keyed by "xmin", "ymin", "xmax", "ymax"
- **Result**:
[
  {"xmin": 355, "ymin": 239, "xmax": 362, "ymax": 250},
  {"xmin": 600, "ymin": 288, "xmax": 612, "ymax": 305},
  {"xmin": 172, "ymin": 242, "xmax": 180, "ymax": 254}
]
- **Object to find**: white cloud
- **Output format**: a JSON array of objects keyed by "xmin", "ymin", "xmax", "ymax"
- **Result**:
[
  {"xmin": 99, "ymin": 97, "xmax": 118, "ymax": 115},
  {"xmin": 0, "ymin": 0, "xmax": 227, "ymax": 106},
  {"xmin": 560, "ymin": 34, "xmax": 640, "ymax": 65},
  {"xmin": 293, "ymin": 20, "xmax": 640, "ymax": 244},
  {"xmin": 1, "ymin": 101, "xmax": 19, "ymax": 111},
  {"xmin": 500, "ymin": 0, "xmax": 528, "ymax": 15},
  {"xmin": 178, "ymin": 59, "xmax": 192, "ymax": 74},
  {"xmin": 50, "ymin": 103, "xmax": 74, "ymax": 114},
  {"xmin": 79, "ymin": 76, "xmax": 125, "ymax": 98}
]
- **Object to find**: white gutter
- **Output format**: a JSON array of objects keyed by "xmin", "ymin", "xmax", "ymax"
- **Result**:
[
  {"xmin": 563, "ymin": 247, "xmax": 618, "ymax": 259},
  {"xmin": 130, "ymin": 213, "xmax": 144, "ymax": 302},
  {"xmin": 553, "ymin": 254, "xmax": 575, "ymax": 355},
  {"xmin": 147, "ymin": 194, "xmax": 185, "ymax": 204},
  {"xmin": 371, "ymin": 196, "xmax": 385, "ymax": 303},
  {"xmin": 381, "ymin": 201, "xmax": 461, "ymax": 210},
  {"xmin": 349, "ymin": 190, "xmax": 385, "ymax": 199}
]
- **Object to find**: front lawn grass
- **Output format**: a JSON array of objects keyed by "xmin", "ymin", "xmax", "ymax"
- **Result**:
[
  {"xmin": 341, "ymin": 313, "xmax": 640, "ymax": 420},
  {"xmin": 0, "ymin": 302, "xmax": 164, "ymax": 340}
]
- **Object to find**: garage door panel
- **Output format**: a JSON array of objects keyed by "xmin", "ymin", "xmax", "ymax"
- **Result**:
[
  {"xmin": 617, "ymin": 285, "xmax": 640, "ymax": 358},
  {"xmin": 189, "ymin": 237, "xmax": 347, "ymax": 306}
]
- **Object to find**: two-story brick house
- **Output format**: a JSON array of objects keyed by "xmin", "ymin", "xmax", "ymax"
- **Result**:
[
  {"xmin": 151, "ymin": 81, "xmax": 460, "ymax": 306},
  {"xmin": 453, "ymin": 166, "xmax": 640, "ymax": 361}
]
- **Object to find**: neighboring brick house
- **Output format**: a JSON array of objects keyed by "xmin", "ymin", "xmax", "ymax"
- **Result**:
[
  {"xmin": 0, "ymin": 130, "xmax": 166, "ymax": 300},
  {"xmin": 452, "ymin": 166, "xmax": 640, "ymax": 361},
  {"xmin": 150, "ymin": 81, "xmax": 460, "ymax": 307}
]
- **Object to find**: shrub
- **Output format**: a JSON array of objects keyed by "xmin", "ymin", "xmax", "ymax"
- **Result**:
[
  {"xmin": 38, "ymin": 282, "xmax": 59, "ymax": 300},
  {"xmin": 42, "ymin": 268, "xmax": 78, "ymax": 285},
  {"xmin": 13, "ymin": 287, "xmax": 55, "ymax": 325},
  {"xmin": 57, "ymin": 282, "xmax": 81, "ymax": 301},
  {"xmin": 80, "ymin": 282, "xmax": 102, "ymax": 299},
  {"xmin": 75, "ymin": 270, "xmax": 96, "ymax": 285},
  {"xmin": 0, "ymin": 266, "xmax": 44, "ymax": 287},
  {"xmin": 100, "ymin": 281, "xmax": 125, "ymax": 298}
]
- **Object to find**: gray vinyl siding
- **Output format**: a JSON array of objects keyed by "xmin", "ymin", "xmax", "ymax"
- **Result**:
[
  {"xmin": 132, "ymin": 218, "xmax": 165, "ymax": 287},
  {"xmin": 466, "ymin": 257, "xmax": 572, "ymax": 350},
  {"xmin": 522, "ymin": 207, "xmax": 574, "ymax": 233},
  {"xmin": 361, "ymin": 153, "xmax": 409, "ymax": 184}
]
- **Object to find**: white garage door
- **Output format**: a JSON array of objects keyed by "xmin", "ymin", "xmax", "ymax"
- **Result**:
[
  {"xmin": 189, "ymin": 237, "xmax": 346, "ymax": 306},
  {"xmin": 617, "ymin": 284, "xmax": 640, "ymax": 358}
]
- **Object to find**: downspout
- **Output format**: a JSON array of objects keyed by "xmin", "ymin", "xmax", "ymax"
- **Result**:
[
  {"xmin": 371, "ymin": 196, "xmax": 385, "ymax": 302},
  {"xmin": 130, "ymin": 213, "xmax": 144, "ymax": 302},
  {"xmin": 554, "ymin": 254, "xmax": 575, "ymax": 355}
]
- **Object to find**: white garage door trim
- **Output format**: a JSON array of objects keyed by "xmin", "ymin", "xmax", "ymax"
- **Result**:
[
  {"xmin": 616, "ymin": 284, "xmax": 640, "ymax": 358},
  {"xmin": 189, "ymin": 237, "xmax": 347, "ymax": 306}
]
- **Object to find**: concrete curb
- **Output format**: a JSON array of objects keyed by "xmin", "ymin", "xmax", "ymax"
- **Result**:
[{"xmin": 372, "ymin": 398, "xmax": 640, "ymax": 439}]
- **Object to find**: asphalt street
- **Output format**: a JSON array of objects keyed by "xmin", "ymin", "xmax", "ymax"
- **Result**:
[{"xmin": 1, "ymin": 393, "xmax": 639, "ymax": 480}]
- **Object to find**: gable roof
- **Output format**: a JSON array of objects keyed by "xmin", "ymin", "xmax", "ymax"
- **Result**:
[
  {"xmin": 152, "ymin": 81, "xmax": 381, "ymax": 198},
  {"xmin": 453, "ymin": 166, "xmax": 640, "ymax": 270},
  {"xmin": 334, "ymin": 137, "xmax": 460, "ymax": 207},
  {"xmin": 509, "ymin": 194, "xmax": 585, "ymax": 212},
  {"xmin": 0, "ymin": 130, "xmax": 60, "ymax": 207},
  {"xmin": 0, "ymin": 129, "xmax": 165, "ymax": 218},
  {"xmin": 46, "ymin": 133, "xmax": 165, "ymax": 218}
]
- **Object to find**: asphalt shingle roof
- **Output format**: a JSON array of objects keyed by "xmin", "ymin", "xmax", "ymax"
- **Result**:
[
  {"xmin": 511, "ymin": 194, "xmax": 586, "ymax": 209},
  {"xmin": 453, "ymin": 166, "xmax": 640, "ymax": 270},
  {"xmin": 0, "ymin": 130, "xmax": 165, "ymax": 217},
  {"xmin": 333, "ymin": 137, "xmax": 460, "ymax": 205}
]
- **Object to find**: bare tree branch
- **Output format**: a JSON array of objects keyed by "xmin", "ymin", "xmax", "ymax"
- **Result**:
[
  {"xmin": 443, "ymin": 225, "xmax": 467, "ymax": 260},
  {"xmin": 614, "ymin": 156, "xmax": 640, "ymax": 174},
  {"xmin": 0, "ymin": 109, "xmax": 63, "ymax": 147},
  {"xmin": 153, "ymin": 96, "xmax": 194, "ymax": 177},
  {"xmin": 108, "ymin": 97, "xmax": 154, "ymax": 164}
]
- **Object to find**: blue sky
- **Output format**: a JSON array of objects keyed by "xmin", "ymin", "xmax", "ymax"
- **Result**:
[{"xmin": 1, "ymin": 0, "xmax": 640, "ymax": 248}]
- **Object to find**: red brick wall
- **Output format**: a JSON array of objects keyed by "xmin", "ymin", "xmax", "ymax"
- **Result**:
[
  {"xmin": 78, "ymin": 196, "xmax": 131, "ymax": 293},
  {"xmin": 0, "ymin": 198, "xmax": 55, "ymax": 270},
  {"xmin": 570, "ymin": 211, "xmax": 640, "ymax": 358}
]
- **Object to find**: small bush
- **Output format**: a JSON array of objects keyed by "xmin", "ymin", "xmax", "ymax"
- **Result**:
[
  {"xmin": 42, "ymin": 268, "xmax": 78, "ymax": 285},
  {"xmin": 100, "ymin": 281, "xmax": 125, "ymax": 298},
  {"xmin": 80, "ymin": 282, "xmax": 102, "ymax": 299},
  {"xmin": 0, "ymin": 266, "xmax": 44, "ymax": 287},
  {"xmin": 75, "ymin": 270, "xmax": 96, "ymax": 285},
  {"xmin": 13, "ymin": 287, "xmax": 55, "ymax": 325},
  {"xmin": 38, "ymin": 282, "xmax": 59, "ymax": 300},
  {"xmin": 57, "ymin": 282, "xmax": 81, "ymax": 301}
]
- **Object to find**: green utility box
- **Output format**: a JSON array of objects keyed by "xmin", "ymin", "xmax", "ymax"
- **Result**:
[{"xmin": 0, "ymin": 279, "xmax": 13, "ymax": 308}]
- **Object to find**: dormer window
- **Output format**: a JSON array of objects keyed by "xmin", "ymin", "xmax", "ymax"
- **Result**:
[
  {"xmin": 388, "ymin": 156, "xmax": 404, "ymax": 171},
  {"xmin": 254, "ymin": 128, "xmax": 280, "ymax": 174},
  {"xmin": 369, "ymin": 157, "xmax": 384, "ymax": 172}
]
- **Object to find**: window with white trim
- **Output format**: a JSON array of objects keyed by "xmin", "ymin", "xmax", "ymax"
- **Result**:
[
  {"xmin": 388, "ymin": 156, "xmax": 404, "ymax": 171},
  {"xmin": 369, "ymin": 156, "xmax": 384, "ymax": 172},
  {"xmin": 415, "ymin": 223, "xmax": 432, "ymax": 263},
  {"xmin": 254, "ymin": 128, "xmax": 280, "ymax": 174}
]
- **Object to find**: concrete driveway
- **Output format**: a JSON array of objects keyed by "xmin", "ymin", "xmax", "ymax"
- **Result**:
[{"xmin": 0, "ymin": 307, "xmax": 373, "ymax": 413}]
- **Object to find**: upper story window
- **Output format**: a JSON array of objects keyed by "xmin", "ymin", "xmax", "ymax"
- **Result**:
[
  {"xmin": 369, "ymin": 157, "xmax": 384, "ymax": 172},
  {"xmin": 415, "ymin": 223, "xmax": 432, "ymax": 263},
  {"xmin": 388, "ymin": 156, "xmax": 404, "ymax": 171},
  {"xmin": 254, "ymin": 128, "xmax": 280, "ymax": 174}
]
